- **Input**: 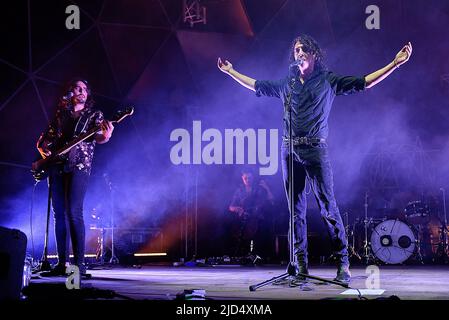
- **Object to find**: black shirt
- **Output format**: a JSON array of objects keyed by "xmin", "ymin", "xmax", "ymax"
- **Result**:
[
  {"xmin": 254, "ymin": 68, "xmax": 366, "ymax": 140},
  {"xmin": 60, "ymin": 113, "xmax": 79, "ymax": 146},
  {"xmin": 230, "ymin": 183, "xmax": 272, "ymax": 219}
]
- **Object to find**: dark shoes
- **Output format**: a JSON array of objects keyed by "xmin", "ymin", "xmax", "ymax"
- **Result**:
[
  {"xmin": 39, "ymin": 263, "xmax": 68, "ymax": 277},
  {"xmin": 289, "ymin": 261, "xmax": 309, "ymax": 286},
  {"xmin": 40, "ymin": 263, "xmax": 92, "ymax": 279},
  {"xmin": 272, "ymin": 260, "xmax": 309, "ymax": 286},
  {"xmin": 73, "ymin": 263, "xmax": 92, "ymax": 279},
  {"xmin": 294, "ymin": 262, "xmax": 309, "ymax": 281},
  {"xmin": 274, "ymin": 257, "xmax": 351, "ymax": 286},
  {"xmin": 288, "ymin": 264, "xmax": 310, "ymax": 288},
  {"xmin": 79, "ymin": 269, "xmax": 92, "ymax": 280},
  {"xmin": 334, "ymin": 263, "xmax": 351, "ymax": 284}
]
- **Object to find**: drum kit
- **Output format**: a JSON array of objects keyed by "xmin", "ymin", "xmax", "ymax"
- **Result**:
[{"xmin": 347, "ymin": 192, "xmax": 449, "ymax": 265}]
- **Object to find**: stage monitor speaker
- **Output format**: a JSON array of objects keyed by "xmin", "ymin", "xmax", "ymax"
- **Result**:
[{"xmin": 0, "ymin": 226, "xmax": 27, "ymax": 300}]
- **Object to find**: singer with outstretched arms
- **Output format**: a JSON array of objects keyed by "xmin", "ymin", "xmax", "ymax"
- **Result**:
[
  {"xmin": 35, "ymin": 78, "xmax": 114, "ymax": 278},
  {"xmin": 218, "ymin": 34, "xmax": 412, "ymax": 283}
]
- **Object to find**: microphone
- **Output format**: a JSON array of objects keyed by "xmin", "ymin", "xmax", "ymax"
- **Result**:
[
  {"xmin": 289, "ymin": 59, "xmax": 304, "ymax": 72},
  {"xmin": 61, "ymin": 92, "xmax": 74, "ymax": 110},
  {"xmin": 62, "ymin": 92, "xmax": 74, "ymax": 101}
]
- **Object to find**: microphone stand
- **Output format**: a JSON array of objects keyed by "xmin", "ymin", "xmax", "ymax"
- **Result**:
[
  {"xmin": 249, "ymin": 65, "xmax": 349, "ymax": 291},
  {"xmin": 35, "ymin": 176, "xmax": 52, "ymax": 272},
  {"xmin": 35, "ymin": 95, "xmax": 73, "ymax": 273},
  {"xmin": 90, "ymin": 173, "xmax": 119, "ymax": 269},
  {"xmin": 344, "ymin": 211, "xmax": 361, "ymax": 262},
  {"xmin": 361, "ymin": 191, "xmax": 375, "ymax": 264},
  {"xmin": 105, "ymin": 173, "xmax": 119, "ymax": 265},
  {"xmin": 438, "ymin": 188, "xmax": 448, "ymax": 263}
]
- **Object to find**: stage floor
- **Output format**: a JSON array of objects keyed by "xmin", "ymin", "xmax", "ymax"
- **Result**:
[{"xmin": 27, "ymin": 264, "xmax": 449, "ymax": 301}]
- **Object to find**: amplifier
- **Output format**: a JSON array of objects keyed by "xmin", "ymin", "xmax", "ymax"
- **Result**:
[{"xmin": 0, "ymin": 226, "xmax": 27, "ymax": 300}]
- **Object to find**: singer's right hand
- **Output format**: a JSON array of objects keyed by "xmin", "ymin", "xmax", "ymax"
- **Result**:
[{"xmin": 217, "ymin": 57, "xmax": 233, "ymax": 74}]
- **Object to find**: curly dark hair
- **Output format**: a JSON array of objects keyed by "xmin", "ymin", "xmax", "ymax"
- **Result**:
[
  {"xmin": 59, "ymin": 77, "xmax": 94, "ymax": 109},
  {"xmin": 240, "ymin": 166, "xmax": 257, "ymax": 177},
  {"xmin": 289, "ymin": 34, "xmax": 327, "ymax": 70}
]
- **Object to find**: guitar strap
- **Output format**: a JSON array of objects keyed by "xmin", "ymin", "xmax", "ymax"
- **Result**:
[{"xmin": 73, "ymin": 109, "xmax": 99, "ymax": 137}]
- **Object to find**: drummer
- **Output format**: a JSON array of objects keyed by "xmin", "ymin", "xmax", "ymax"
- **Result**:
[{"xmin": 371, "ymin": 189, "xmax": 406, "ymax": 220}]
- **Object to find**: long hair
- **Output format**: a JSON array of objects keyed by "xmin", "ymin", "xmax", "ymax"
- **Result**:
[
  {"xmin": 59, "ymin": 77, "xmax": 94, "ymax": 109},
  {"xmin": 289, "ymin": 34, "xmax": 327, "ymax": 71}
]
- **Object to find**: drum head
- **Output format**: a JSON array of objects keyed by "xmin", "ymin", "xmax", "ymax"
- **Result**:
[{"xmin": 370, "ymin": 219, "xmax": 416, "ymax": 264}]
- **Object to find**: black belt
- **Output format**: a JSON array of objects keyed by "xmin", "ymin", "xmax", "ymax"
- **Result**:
[{"xmin": 282, "ymin": 136, "xmax": 326, "ymax": 146}]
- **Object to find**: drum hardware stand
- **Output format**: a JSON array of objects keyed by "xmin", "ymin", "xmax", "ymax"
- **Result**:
[
  {"xmin": 105, "ymin": 173, "xmax": 119, "ymax": 264},
  {"xmin": 246, "ymin": 240, "xmax": 262, "ymax": 265},
  {"xmin": 89, "ymin": 173, "xmax": 119, "ymax": 270},
  {"xmin": 96, "ymin": 227, "xmax": 106, "ymax": 264},
  {"xmin": 343, "ymin": 211, "xmax": 361, "ymax": 261},
  {"xmin": 437, "ymin": 188, "xmax": 449, "ymax": 263},
  {"xmin": 413, "ymin": 225, "xmax": 425, "ymax": 264},
  {"xmin": 88, "ymin": 225, "xmax": 108, "ymax": 269},
  {"xmin": 249, "ymin": 65, "xmax": 349, "ymax": 291},
  {"xmin": 361, "ymin": 192, "xmax": 376, "ymax": 265},
  {"xmin": 35, "ymin": 177, "xmax": 52, "ymax": 272}
]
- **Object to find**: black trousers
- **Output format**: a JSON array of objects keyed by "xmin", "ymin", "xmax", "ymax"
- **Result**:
[
  {"xmin": 49, "ymin": 167, "xmax": 89, "ymax": 268},
  {"xmin": 281, "ymin": 144, "xmax": 348, "ymax": 264}
]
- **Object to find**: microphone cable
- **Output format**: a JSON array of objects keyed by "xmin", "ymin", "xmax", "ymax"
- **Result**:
[{"xmin": 29, "ymin": 179, "xmax": 40, "ymax": 270}]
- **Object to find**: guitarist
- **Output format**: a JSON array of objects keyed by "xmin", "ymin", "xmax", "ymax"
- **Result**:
[
  {"xmin": 35, "ymin": 78, "xmax": 114, "ymax": 277},
  {"xmin": 228, "ymin": 168, "xmax": 275, "ymax": 260}
]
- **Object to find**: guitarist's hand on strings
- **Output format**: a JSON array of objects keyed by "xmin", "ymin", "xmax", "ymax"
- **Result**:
[
  {"xmin": 101, "ymin": 120, "xmax": 114, "ymax": 139},
  {"xmin": 229, "ymin": 206, "xmax": 246, "ymax": 218},
  {"xmin": 32, "ymin": 146, "xmax": 51, "ymax": 179},
  {"xmin": 96, "ymin": 120, "xmax": 114, "ymax": 144},
  {"xmin": 37, "ymin": 147, "xmax": 51, "ymax": 159}
]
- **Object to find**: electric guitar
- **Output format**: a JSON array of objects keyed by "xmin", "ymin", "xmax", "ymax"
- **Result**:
[{"xmin": 31, "ymin": 107, "xmax": 134, "ymax": 181}]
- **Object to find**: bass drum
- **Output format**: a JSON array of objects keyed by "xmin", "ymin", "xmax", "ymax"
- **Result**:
[{"xmin": 370, "ymin": 219, "xmax": 416, "ymax": 264}]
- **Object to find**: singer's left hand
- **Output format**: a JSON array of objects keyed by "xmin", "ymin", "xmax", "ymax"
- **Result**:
[{"xmin": 394, "ymin": 42, "xmax": 412, "ymax": 67}]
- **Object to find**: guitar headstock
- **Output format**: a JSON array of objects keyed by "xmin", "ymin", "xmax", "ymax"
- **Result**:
[{"xmin": 111, "ymin": 107, "xmax": 134, "ymax": 123}]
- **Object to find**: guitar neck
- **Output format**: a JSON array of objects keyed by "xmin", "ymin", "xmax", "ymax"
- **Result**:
[
  {"xmin": 32, "ymin": 107, "xmax": 134, "ymax": 179},
  {"xmin": 57, "ymin": 123, "xmax": 106, "ymax": 156}
]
